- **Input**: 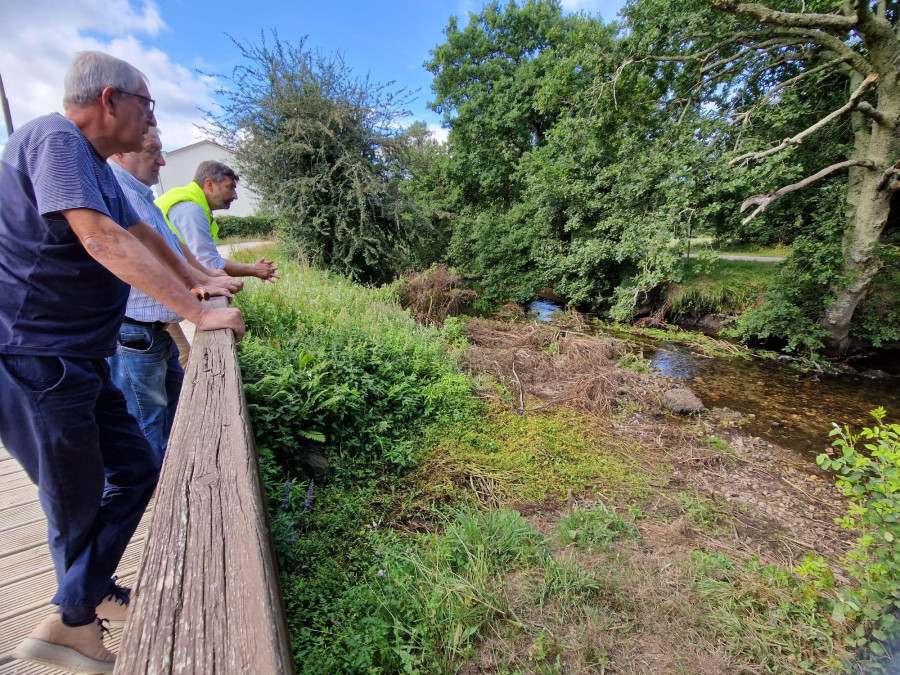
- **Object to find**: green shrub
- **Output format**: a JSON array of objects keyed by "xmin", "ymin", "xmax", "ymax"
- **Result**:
[
  {"xmin": 235, "ymin": 259, "xmax": 471, "ymax": 478},
  {"xmin": 688, "ymin": 551, "xmax": 841, "ymax": 672},
  {"xmin": 556, "ymin": 503, "xmax": 636, "ymax": 550},
  {"xmin": 215, "ymin": 214, "xmax": 277, "ymax": 239},
  {"xmin": 818, "ymin": 407, "xmax": 900, "ymax": 662},
  {"xmin": 850, "ymin": 242, "xmax": 900, "ymax": 348}
]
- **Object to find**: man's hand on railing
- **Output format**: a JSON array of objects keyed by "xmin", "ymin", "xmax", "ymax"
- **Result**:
[
  {"xmin": 197, "ymin": 306, "xmax": 246, "ymax": 341},
  {"xmin": 190, "ymin": 284, "xmax": 234, "ymax": 301}
]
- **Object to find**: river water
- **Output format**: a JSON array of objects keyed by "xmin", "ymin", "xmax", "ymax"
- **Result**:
[{"xmin": 525, "ymin": 299, "xmax": 900, "ymax": 460}]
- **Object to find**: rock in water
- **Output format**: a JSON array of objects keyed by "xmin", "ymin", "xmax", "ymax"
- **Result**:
[{"xmin": 663, "ymin": 388, "xmax": 705, "ymax": 415}]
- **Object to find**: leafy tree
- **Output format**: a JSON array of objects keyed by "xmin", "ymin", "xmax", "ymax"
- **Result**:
[
  {"xmin": 623, "ymin": 0, "xmax": 900, "ymax": 353},
  {"xmin": 426, "ymin": 0, "xmax": 576, "ymax": 208},
  {"xmin": 391, "ymin": 121, "xmax": 456, "ymax": 269},
  {"xmin": 208, "ymin": 35, "xmax": 429, "ymax": 284},
  {"xmin": 425, "ymin": 0, "xmax": 579, "ymax": 301}
]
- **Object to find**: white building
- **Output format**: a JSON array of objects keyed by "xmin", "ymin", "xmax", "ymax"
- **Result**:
[{"xmin": 157, "ymin": 140, "xmax": 260, "ymax": 217}]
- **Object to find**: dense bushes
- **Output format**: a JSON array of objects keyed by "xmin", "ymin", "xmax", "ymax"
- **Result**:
[
  {"xmin": 215, "ymin": 214, "xmax": 277, "ymax": 239},
  {"xmin": 234, "ymin": 258, "xmax": 471, "ymax": 477}
]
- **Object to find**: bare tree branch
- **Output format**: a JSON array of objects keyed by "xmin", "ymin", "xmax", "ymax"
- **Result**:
[
  {"xmin": 770, "ymin": 27, "xmax": 873, "ymax": 74},
  {"xmin": 740, "ymin": 158, "xmax": 875, "ymax": 223},
  {"xmin": 699, "ymin": 38, "xmax": 809, "ymax": 73},
  {"xmin": 712, "ymin": 2, "xmax": 858, "ymax": 32},
  {"xmin": 855, "ymin": 0, "xmax": 900, "ymax": 56},
  {"xmin": 877, "ymin": 159, "xmax": 900, "ymax": 190},
  {"xmin": 695, "ymin": 50, "xmax": 806, "ymax": 93},
  {"xmin": 638, "ymin": 24, "xmax": 870, "ymax": 77},
  {"xmin": 731, "ymin": 73, "xmax": 878, "ymax": 165},
  {"xmin": 856, "ymin": 100, "xmax": 895, "ymax": 127}
]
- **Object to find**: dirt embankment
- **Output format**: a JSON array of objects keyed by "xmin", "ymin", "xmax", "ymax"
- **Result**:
[{"xmin": 462, "ymin": 318, "xmax": 850, "ymax": 565}]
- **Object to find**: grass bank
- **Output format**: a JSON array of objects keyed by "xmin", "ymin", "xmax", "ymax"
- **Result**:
[
  {"xmin": 665, "ymin": 259, "xmax": 778, "ymax": 318},
  {"xmin": 231, "ymin": 251, "xmax": 881, "ymax": 673}
]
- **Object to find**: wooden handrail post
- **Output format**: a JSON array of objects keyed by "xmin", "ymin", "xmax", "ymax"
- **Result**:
[{"xmin": 116, "ymin": 297, "xmax": 293, "ymax": 674}]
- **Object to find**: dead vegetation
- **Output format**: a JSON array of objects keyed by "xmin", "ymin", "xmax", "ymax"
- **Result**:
[
  {"xmin": 460, "ymin": 318, "xmax": 851, "ymax": 565},
  {"xmin": 463, "ymin": 319, "xmax": 667, "ymax": 416},
  {"xmin": 395, "ymin": 265, "xmax": 476, "ymax": 326},
  {"xmin": 404, "ymin": 316, "xmax": 856, "ymax": 672}
]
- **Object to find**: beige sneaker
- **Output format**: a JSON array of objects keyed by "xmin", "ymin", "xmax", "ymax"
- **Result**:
[{"xmin": 11, "ymin": 613, "xmax": 115, "ymax": 673}]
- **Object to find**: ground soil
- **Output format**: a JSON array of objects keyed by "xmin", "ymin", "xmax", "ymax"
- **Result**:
[
  {"xmin": 463, "ymin": 318, "xmax": 849, "ymax": 564},
  {"xmin": 457, "ymin": 319, "xmax": 854, "ymax": 672}
]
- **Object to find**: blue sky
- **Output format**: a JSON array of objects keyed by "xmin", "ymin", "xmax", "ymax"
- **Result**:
[{"xmin": 0, "ymin": 0, "xmax": 626, "ymax": 149}]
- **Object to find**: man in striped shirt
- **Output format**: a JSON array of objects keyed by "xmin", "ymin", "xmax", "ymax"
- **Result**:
[
  {"xmin": 0, "ymin": 51, "xmax": 245, "ymax": 673},
  {"xmin": 108, "ymin": 128, "xmax": 243, "ymax": 466}
]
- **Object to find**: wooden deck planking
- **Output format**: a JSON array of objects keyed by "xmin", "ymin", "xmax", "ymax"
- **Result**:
[
  {"xmin": 0, "ymin": 445, "xmax": 153, "ymax": 673},
  {"xmin": 0, "ymin": 503, "xmax": 43, "ymax": 533}
]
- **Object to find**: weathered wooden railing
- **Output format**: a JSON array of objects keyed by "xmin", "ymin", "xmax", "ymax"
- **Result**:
[{"xmin": 116, "ymin": 297, "xmax": 294, "ymax": 673}]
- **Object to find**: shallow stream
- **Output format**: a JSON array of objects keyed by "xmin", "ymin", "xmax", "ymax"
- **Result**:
[{"xmin": 526, "ymin": 299, "xmax": 900, "ymax": 460}]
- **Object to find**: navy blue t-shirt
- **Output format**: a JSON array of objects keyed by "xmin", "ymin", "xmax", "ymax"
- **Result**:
[{"xmin": 0, "ymin": 113, "xmax": 141, "ymax": 358}]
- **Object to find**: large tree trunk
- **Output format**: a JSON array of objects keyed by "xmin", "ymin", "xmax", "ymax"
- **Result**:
[{"xmin": 820, "ymin": 36, "xmax": 900, "ymax": 354}]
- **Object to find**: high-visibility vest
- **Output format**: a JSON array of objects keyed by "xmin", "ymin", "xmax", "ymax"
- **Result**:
[{"xmin": 155, "ymin": 181, "xmax": 219, "ymax": 243}]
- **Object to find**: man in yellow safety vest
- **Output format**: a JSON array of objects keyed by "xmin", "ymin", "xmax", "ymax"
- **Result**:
[{"xmin": 156, "ymin": 160, "xmax": 279, "ymax": 283}]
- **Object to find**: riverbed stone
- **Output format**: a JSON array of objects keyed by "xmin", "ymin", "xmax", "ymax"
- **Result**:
[
  {"xmin": 860, "ymin": 368, "xmax": 891, "ymax": 379},
  {"xmin": 662, "ymin": 388, "xmax": 705, "ymax": 415}
]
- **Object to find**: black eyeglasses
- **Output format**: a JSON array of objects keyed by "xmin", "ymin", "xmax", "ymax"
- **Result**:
[{"xmin": 116, "ymin": 89, "xmax": 156, "ymax": 117}]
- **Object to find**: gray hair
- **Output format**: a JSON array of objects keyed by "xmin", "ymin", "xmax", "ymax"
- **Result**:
[
  {"xmin": 194, "ymin": 160, "xmax": 239, "ymax": 186},
  {"xmin": 63, "ymin": 51, "xmax": 147, "ymax": 106}
]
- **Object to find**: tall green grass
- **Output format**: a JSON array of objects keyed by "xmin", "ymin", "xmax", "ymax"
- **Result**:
[
  {"xmin": 233, "ymin": 253, "xmax": 850, "ymax": 673},
  {"xmin": 234, "ymin": 257, "xmax": 471, "ymax": 476},
  {"xmin": 667, "ymin": 259, "xmax": 777, "ymax": 316}
]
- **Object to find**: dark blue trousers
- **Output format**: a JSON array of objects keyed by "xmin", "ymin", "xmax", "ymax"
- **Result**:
[{"xmin": 0, "ymin": 354, "xmax": 158, "ymax": 610}]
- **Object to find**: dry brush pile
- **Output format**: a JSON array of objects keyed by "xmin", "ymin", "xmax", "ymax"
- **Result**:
[{"xmin": 463, "ymin": 319, "xmax": 667, "ymax": 416}]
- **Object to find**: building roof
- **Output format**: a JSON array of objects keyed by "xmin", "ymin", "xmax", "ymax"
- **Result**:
[{"xmin": 164, "ymin": 139, "xmax": 230, "ymax": 157}]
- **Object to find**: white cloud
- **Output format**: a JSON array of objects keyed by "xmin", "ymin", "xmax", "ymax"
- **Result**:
[
  {"xmin": 427, "ymin": 123, "xmax": 449, "ymax": 145},
  {"xmin": 0, "ymin": 0, "xmax": 216, "ymax": 150},
  {"xmin": 560, "ymin": 0, "xmax": 624, "ymax": 18}
]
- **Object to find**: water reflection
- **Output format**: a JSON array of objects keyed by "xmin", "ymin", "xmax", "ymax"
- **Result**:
[
  {"xmin": 650, "ymin": 344, "xmax": 900, "ymax": 457},
  {"xmin": 525, "ymin": 299, "xmax": 563, "ymax": 322}
]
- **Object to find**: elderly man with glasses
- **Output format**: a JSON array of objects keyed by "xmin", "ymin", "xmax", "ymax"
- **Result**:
[{"xmin": 0, "ymin": 51, "xmax": 245, "ymax": 673}]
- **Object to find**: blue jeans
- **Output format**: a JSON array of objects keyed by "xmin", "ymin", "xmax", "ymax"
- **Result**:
[
  {"xmin": 107, "ymin": 324, "xmax": 183, "ymax": 467},
  {"xmin": 0, "ymin": 354, "xmax": 158, "ymax": 609}
]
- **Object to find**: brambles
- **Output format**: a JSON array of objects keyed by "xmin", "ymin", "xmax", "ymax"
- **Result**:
[{"xmin": 818, "ymin": 408, "xmax": 900, "ymax": 662}]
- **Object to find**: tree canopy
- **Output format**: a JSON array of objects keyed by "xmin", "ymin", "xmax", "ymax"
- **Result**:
[
  {"xmin": 210, "ymin": 2, "xmax": 899, "ymax": 354},
  {"xmin": 208, "ymin": 35, "xmax": 429, "ymax": 284}
]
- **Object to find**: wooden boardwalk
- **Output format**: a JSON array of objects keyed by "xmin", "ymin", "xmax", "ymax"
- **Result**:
[{"xmin": 0, "ymin": 442, "xmax": 153, "ymax": 673}]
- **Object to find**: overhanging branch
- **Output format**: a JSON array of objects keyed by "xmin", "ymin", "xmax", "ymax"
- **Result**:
[
  {"xmin": 712, "ymin": 2, "xmax": 858, "ymax": 32},
  {"xmin": 734, "ymin": 55, "xmax": 848, "ymax": 124},
  {"xmin": 739, "ymin": 159, "xmax": 875, "ymax": 224},
  {"xmin": 730, "ymin": 73, "xmax": 878, "ymax": 165},
  {"xmin": 856, "ymin": 101, "xmax": 895, "ymax": 127}
]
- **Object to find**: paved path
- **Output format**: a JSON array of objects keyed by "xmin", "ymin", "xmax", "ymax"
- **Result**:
[
  {"xmin": 0, "ymin": 240, "xmax": 273, "ymax": 673},
  {"xmin": 685, "ymin": 252, "xmax": 785, "ymax": 262}
]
